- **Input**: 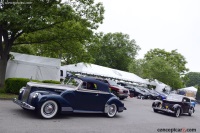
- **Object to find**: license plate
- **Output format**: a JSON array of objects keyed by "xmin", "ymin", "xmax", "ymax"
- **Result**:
[{"xmin": 166, "ymin": 106, "xmax": 168, "ymax": 109}]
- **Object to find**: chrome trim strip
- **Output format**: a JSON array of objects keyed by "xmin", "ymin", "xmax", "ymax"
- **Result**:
[
  {"xmin": 153, "ymin": 107, "xmax": 174, "ymax": 113},
  {"xmin": 62, "ymin": 107, "xmax": 73, "ymax": 111},
  {"xmin": 77, "ymin": 89, "xmax": 110, "ymax": 94},
  {"xmin": 73, "ymin": 110, "xmax": 104, "ymax": 113},
  {"xmin": 13, "ymin": 98, "xmax": 35, "ymax": 110}
]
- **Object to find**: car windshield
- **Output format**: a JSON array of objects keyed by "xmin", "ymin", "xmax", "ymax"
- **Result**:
[
  {"xmin": 65, "ymin": 78, "xmax": 82, "ymax": 87},
  {"xmin": 166, "ymin": 95, "xmax": 183, "ymax": 101}
]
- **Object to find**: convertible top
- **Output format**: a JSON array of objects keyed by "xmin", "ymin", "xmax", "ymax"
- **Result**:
[{"xmin": 78, "ymin": 77, "xmax": 110, "ymax": 93}]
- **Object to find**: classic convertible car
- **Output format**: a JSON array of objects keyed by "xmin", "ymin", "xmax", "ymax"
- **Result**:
[
  {"xmin": 13, "ymin": 77, "xmax": 126, "ymax": 119},
  {"xmin": 152, "ymin": 94, "xmax": 195, "ymax": 117}
]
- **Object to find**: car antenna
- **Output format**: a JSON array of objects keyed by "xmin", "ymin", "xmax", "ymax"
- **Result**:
[{"xmin": 30, "ymin": 76, "xmax": 32, "ymax": 81}]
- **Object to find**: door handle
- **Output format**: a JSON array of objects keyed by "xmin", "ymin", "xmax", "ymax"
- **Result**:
[{"xmin": 95, "ymin": 94, "xmax": 99, "ymax": 96}]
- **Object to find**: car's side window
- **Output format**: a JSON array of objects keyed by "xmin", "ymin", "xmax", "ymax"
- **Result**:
[
  {"xmin": 183, "ymin": 98, "xmax": 190, "ymax": 103},
  {"xmin": 81, "ymin": 82, "xmax": 97, "ymax": 90}
]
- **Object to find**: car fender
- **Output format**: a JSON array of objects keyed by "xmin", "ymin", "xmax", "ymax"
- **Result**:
[
  {"xmin": 152, "ymin": 100, "xmax": 162, "ymax": 107},
  {"xmin": 189, "ymin": 106, "xmax": 195, "ymax": 113},
  {"xmin": 105, "ymin": 97, "xmax": 124, "ymax": 112},
  {"xmin": 31, "ymin": 91, "xmax": 73, "ymax": 112},
  {"xmin": 172, "ymin": 104, "xmax": 182, "ymax": 113}
]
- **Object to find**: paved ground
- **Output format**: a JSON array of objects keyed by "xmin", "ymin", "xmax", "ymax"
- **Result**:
[{"xmin": 0, "ymin": 98, "xmax": 199, "ymax": 133}]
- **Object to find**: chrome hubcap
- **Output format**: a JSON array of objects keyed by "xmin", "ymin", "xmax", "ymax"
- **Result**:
[
  {"xmin": 108, "ymin": 104, "xmax": 116, "ymax": 116},
  {"xmin": 176, "ymin": 109, "xmax": 180, "ymax": 117},
  {"xmin": 44, "ymin": 103, "xmax": 55, "ymax": 115}
]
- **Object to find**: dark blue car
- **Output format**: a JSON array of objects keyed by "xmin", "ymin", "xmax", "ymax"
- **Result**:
[{"xmin": 13, "ymin": 77, "xmax": 126, "ymax": 119}]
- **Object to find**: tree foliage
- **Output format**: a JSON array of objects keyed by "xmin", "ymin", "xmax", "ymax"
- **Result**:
[
  {"xmin": 142, "ymin": 57, "xmax": 184, "ymax": 89},
  {"xmin": 128, "ymin": 59, "xmax": 144, "ymax": 77},
  {"xmin": 88, "ymin": 32, "xmax": 140, "ymax": 71},
  {"xmin": 0, "ymin": 0, "xmax": 104, "ymax": 87},
  {"xmin": 184, "ymin": 72, "xmax": 200, "ymax": 87},
  {"xmin": 144, "ymin": 48, "xmax": 189, "ymax": 75}
]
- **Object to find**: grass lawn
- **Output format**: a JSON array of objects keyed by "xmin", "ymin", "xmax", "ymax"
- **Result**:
[
  {"xmin": 0, "ymin": 93, "xmax": 17, "ymax": 99},
  {"xmin": 0, "ymin": 87, "xmax": 17, "ymax": 99}
]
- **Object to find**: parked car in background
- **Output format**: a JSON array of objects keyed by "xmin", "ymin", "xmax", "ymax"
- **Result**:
[
  {"xmin": 13, "ymin": 77, "xmax": 126, "ymax": 119},
  {"xmin": 152, "ymin": 94, "xmax": 195, "ymax": 117},
  {"xmin": 154, "ymin": 90, "xmax": 168, "ymax": 100},
  {"xmin": 188, "ymin": 97, "xmax": 197, "ymax": 107},
  {"xmin": 124, "ymin": 85, "xmax": 150, "ymax": 99},
  {"xmin": 139, "ymin": 87, "xmax": 160, "ymax": 100},
  {"xmin": 97, "ymin": 79, "xmax": 129, "ymax": 100}
]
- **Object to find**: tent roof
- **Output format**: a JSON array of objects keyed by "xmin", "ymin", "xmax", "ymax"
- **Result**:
[
  {"xmin": 61, "ymin": 62, "xmax": 149, "ymax": 84},
  {"xmin": 10, "ymin": 52, "xmax": 60, "ymax": 67},
  {"xmin": 179, "ymin": 86, "xmax": 198, "ymax": 92}
]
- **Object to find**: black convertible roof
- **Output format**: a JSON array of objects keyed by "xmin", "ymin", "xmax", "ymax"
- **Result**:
[{"xmin": 78, "ymin": 76, "xmax": 110, "ymax": 93}]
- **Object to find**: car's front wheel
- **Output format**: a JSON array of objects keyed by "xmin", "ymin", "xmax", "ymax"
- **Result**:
[
  {"xmin": 38, "ymin": 100, "xmax": 58, "ymax": 119},
  {"xmin": 174, "ymin": 108, "xmax": 181, "ymax": 117},
  {"xmin": 106, "ymin": 104, "xmax": 117, "ymax": 118}
]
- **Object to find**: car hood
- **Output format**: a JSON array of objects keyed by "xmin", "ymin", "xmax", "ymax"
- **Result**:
[{"xmin": 27, "ymin": 82, "xmax": 77, "ymax": 91}]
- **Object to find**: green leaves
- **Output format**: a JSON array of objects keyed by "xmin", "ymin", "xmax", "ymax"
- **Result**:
[{"xmin": 88, "ymin": 32, "xmax": 140, "ymax": 71}]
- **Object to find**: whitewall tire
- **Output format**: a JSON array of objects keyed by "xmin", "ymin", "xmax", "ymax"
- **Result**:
[
  {"xmin": 39, "ymin": 100, "xmax": 58, "ymax": 119},
  {"xmin": 106, "ymin": 104, "xmax": 117, "ymax": 118}
]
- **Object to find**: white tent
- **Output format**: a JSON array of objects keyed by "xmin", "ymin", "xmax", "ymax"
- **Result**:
[
  {"xmin": 6, "ymin": 52, "xmax": 61, "ymax": 81},
  {"xmin": 179, "ymin": 86, "xmax": 198, "ymax": 92},
  {"xmin": 60, "ymin": 62, "xmax": 149, "ymax": 84},
  {"xmin": 148, "ymin": 79, "xmax": 171, "ymax": 92},
  {"xmin": 178, "ymin": 86, "xmax": 198, "ymax": 98}
]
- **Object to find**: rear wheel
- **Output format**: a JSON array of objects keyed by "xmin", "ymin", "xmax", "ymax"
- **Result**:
[
  {"xmin": 106, "ymin": 104, "xmax": 117, "ymax": 118},
  {"xmin": 38, "ymin": 100, "xmax": 58, "ymax": 119},
  {"xmin": 188, "ymin": 108, "xmax": 194, "ymax": 116}
]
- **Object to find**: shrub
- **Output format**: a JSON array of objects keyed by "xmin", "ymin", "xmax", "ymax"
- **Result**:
[
  {"xmin": 42, "ymin": 80, "xmax": 60, "ymax": 84},
  {"xmin": 5, "ymin": 78, "xmax": 30, "ymax": 94},
  {"xmin": 5, "ymin": 78, "xmax": 60, "ymax": 94}
]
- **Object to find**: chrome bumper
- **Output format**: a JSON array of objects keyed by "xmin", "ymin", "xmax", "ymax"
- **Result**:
[
  {"xmin": 13, "ymin": 98, "xmax": 35, "ymax": 110},
  {"xmin": 153, "ymin": 107, "xmax": 174, "ymax": 113}
]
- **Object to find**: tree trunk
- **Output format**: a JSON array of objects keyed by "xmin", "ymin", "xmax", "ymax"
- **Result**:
[{"xmin": 0, "ymin": 58, "xmax": 7, "ymax": 88}]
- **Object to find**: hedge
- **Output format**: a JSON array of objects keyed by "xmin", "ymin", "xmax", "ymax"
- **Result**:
[{"xmin": 5, "ymin": 78, "xmax": 60, "ymax": 94}]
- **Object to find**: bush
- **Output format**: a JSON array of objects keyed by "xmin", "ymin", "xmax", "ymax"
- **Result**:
[
  {"xmin": 42, "ymin": 80, "xmax": 60, "ymax": 84},
  {"xmin": 5, "ymin": 78, "xmax": 30, "ymax": 94},
  {"xmin": 5, "ymin": 78, "xmax": 60, "ymax": 94}
]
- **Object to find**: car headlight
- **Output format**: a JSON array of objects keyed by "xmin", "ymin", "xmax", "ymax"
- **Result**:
[
  {"xmin": 32, "ymin": 93, "xmax": 39, "ymax": 98},
  {"xmin": 19, "ymin": 88, "xmax": 25, "ymax": 94}
]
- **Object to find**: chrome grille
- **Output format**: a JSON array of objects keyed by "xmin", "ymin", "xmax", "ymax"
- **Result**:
[{"xmin": 22, "ymin": 85, "xmax": 31, "ymax": 102}]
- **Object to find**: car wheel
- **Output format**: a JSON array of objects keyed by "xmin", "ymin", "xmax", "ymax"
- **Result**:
[
  {"xmin": 106, "ymin": 104, "xmax": 117, "ymax": 118},
  {"xmin": 175, "ymin": 108, "xmax": 181, "ymax": 117},
  {"xmin": 153, "ymin": 102, "xmax": 160, "ymax": 113},
  {"xmin": 38, "ymin": 100, "xmax": 58, "ymax": 119},
  {"xmin": 188, "ymin": 108, "xmax": 194, "ymax": 116}
]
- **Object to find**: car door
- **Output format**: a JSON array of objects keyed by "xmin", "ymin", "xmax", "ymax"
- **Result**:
[
  {"xmin": 72, "ymin": 82, "xmax": 106, "ymax": 112},
  {"xmin": 182, "ymin": 98, "xmax": 191, "ymax": 113}
]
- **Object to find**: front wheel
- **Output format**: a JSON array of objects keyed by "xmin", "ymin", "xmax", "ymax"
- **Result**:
[
  {"xmin": 174, "ymin": 108, "xmax": 181, "ymax": 117},
  {"xmin": 38, "ymin": 100, "xmax": 58, "ymax": 119},
  {"xmin": 106, "ymin": 104, "xmax": 117, "ymax": 118}
]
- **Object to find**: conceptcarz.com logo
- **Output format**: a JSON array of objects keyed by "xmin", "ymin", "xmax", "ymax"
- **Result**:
[{"xmin": 3, "ymin": 0, "xmax": 32, "ymax": 5}]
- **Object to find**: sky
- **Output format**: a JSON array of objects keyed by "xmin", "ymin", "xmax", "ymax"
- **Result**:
[{"xmin": 95, "ymin": 0, "xmax": 200, "ymax": 72}]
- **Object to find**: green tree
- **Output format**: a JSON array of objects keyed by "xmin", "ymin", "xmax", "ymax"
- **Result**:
[
  {"xmin": 128, "ymin": 59, "xmax": 145, "ymax": 77},
  {"xmin": 142, "ymin": 57, "xmax": 183, "ymax": 89},
  {"xmin": 184, "ymin": 72, "xmax": 200, "ymax": 87},
  {"xmin": 0, "ymin": 0, "xmax": 104, "ymax": 87},
  {"xmin": 88, "ymin": 32, "xmax": 140, "ymax": 71},
  {"xmin": 144, "ymin": 48, "xmax": 189, "ymax": 75}
]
